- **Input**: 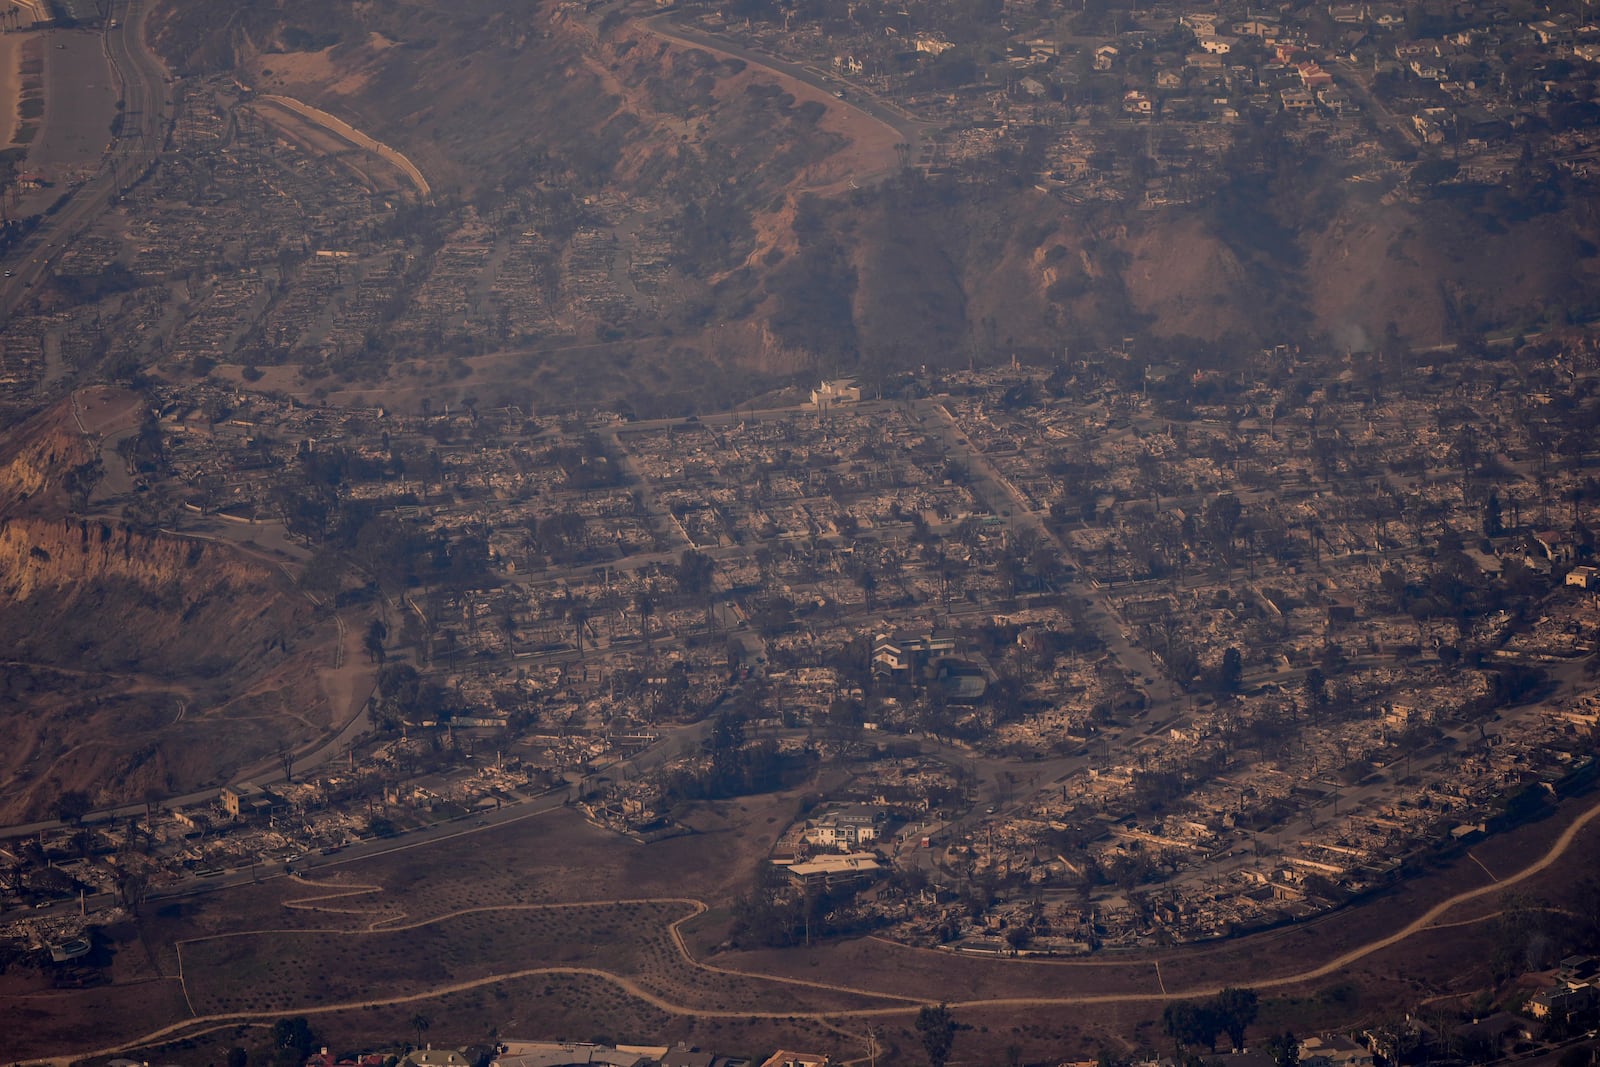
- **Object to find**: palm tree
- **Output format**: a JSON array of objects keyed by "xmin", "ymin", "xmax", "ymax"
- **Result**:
[
  {"xmin": 365, "ymin": 618, "xmax": 388, "ymax": 665},
  {"xmin": 857, "ymin": 566, "xmax": 878, "ymax": 611},
  {"xmin": 570, "ymin": 597, "xmax": 590, "ymax": 658},
  {"xmin": 410, "ymin": 1013, "xmax": 431, "ymax": 1050},
  {"xmin": 634, "ymin": 591, "xmax": 654, "ymax": 645}
]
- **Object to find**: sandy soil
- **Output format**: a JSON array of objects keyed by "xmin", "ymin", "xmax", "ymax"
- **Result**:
[
  {"xmin": 72, "ymin": 383, "xmax": 146, "ymax": 435},
  {"xmin": 0, "ymin": 32, "xmax": 19, "ymax": 147},
  {"xmin": 23, "ymin": 28, "xmax": 117, "ymax": 172},
  {"xmin": 701, "ymin": 53, "xmax": 899, "ymax": 197},
  {"xmin": 629, "ymin": 18, "xmax": 905, "ymax": 196},
  {"xmin": 248, "ymin": 32, "xmax": 398, "ymax": 99}
]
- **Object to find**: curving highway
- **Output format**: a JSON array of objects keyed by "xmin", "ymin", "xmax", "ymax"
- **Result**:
[{"xmin": 0, "ymin": 0, "xmax": 171, "ymax": 321}]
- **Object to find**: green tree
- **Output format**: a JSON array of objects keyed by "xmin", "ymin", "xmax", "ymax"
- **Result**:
[
  {"xmin": 1205, "ymin": 492, "xmax": 1243, "ymax": 554},
  {"xmin": 115, "ymin": 870, "xmax": 148, "ymax": 914},
  {"xmin": 411, "ymin": 1013, "xmax": 432, "ymax": 1049},
  {"xmin": 676, "ymin": 548, "xmax": 716, "ymax": 597},
  {"xmin": 1164, "ymin": 1002, "xmax": 1199, "ymax": 1055},
  {"xmin": 1304, "ymin": 666, "xmax": 1327, "ymax": 707},
  {"xmin": 63, "ymin": 458, "xmax": 105, "ymax": 512},
  {"xmin": 271, "ymin": 1018, "xmax": 319, "ymax": 1065},
  {"xmin": 55, "ymin": 789, "xmax": 92, "ymax": 826},
  {"xmin": 858, "ymin": 566, "xmax": 878, "ymax": 611},
  {"xmin": 710, "ymin": 709, "xmax": 746, "ymax": 752},
  {"xmin": 365, "ymin": 618, "xmax": 388, "ymax": 665},
  {"xmin": 1556, "ymin": 1042, "xmax": 1592, "ymax": 1067},
  {"xmin": 1212, "ymin": 647, "xmax": 1244, "ymax": 696},
  {"xmin": 1213, "ymin": 986, "xmax": 1259, "ymax": 1050},
  {"xmin": 1265, "ymin": 1032, "xmax": 1299, "ymax": 1067},
  {"xmin": 916, "ymin": 1003, "xmax": 957, "ymax": 1067},
  {"xmin": 1163, "ymin": 1000, "xmax": 1223, "ymax": 1055},
  {"xmin": 227, "ymin": 1048, "xmax": 249, "ymax": 1067}
]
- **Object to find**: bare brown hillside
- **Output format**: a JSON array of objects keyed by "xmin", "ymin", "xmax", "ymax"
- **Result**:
[
  {"xmin": 0, "ymin": 396, "xmax": 335, "ymax": 823},
  {"xmin": 1124, "ymin": 216, "xmax": 1253, "ymax": 340},
  {"xmin": 145, "ymin": 0, "xmax": 1600, "ymax": 385},
  {"xmin": 1303, "ymin": 197, "xmax": 1600, "ymax": 348},
  {"xmin": 151, "ymin": 0, "xmax": 859, "ymax": 216}
]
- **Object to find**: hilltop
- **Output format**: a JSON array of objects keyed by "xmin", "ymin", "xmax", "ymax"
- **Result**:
[
  {"xmin": 133, "ymin": 0, "xmax": 1600, "ymax": 403},
  {"xmin": 0, "ymin": 392, "xmax": 338, "ymax": 823}
]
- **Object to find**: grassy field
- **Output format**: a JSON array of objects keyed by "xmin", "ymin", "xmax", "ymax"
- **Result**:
[{"xmin": 179, "ymin": 901, "xmax": 693, "ymax": 1015}]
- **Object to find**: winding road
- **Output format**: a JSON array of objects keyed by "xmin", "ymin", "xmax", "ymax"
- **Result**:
[
  {"xmin": 639, "ymin": 10, "xmax": 926, "ymax": 187},
  {"xmin": 42, "ymin": 788, "xmax": 1600, "ymax": 1066},
  {"xmin": 0, "ymin": 0, "xmax": 171, "ymax": 320}
]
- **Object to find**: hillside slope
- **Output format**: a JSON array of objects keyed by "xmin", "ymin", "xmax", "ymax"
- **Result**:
[
  {"xmin": 0, "ymin": 394, "xmax": 336, "ymax": 823},
  {"xmin": 144, "ymin": 0, "xmax": 1600, "ymax": 386}
]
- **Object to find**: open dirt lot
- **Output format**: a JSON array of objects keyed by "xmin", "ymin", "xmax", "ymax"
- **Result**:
[
  {"xmin": 25, "ymin": 27, "xmax": 116, "ymax": 174},
  {"xmin": 0, "ymin": 32, "xmax": 20, "ymax": 147},
  {"xmin": 10, "ymin": 785, "xmax": 1598, "ymax": 1066},
  {"xmin": 635, "ymin": 18, "xmax": 906, "ymax": 197}
]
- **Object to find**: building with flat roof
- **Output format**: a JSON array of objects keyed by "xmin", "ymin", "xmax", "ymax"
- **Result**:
[
  {"xmin": 810, "ymin": 379, "xmax": 861, "ymax": 408},
  {"xmin": 786, "ymin": 852, "xmax": 883, "ymax": 890}
]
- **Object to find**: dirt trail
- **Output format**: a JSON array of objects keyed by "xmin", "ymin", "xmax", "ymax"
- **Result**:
[
  {"xmin": 256, "ymin": 94, "xmax": 430, "ymax": 198},
  {"xmin": 46, "ymin": 792, "xmax": 1600, "ymax": 1066},
  {"xmin": 0, "ymin": 22, "xmax": 17, "ymax": 135},
  {"xmin": 634, "ymin": 16, "xmax": 905, "ymax": 195}
]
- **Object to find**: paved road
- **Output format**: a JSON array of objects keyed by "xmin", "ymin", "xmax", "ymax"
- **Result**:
[
  {"xmin": 917, "ymin": 398, "xmax": 1166, "ymax": 691},
  {"xmin": 0, "ymin": 525, "xmax": 374, "ymax": 841},
  {"xmin": 639, "ymin": 11, "xmax": 927, "ymax": 182},
  {"xmin": 1, "ymin": 0, "xmax": 170, "ymax": 320},
  {"xmin": 102, "ymin": 710, "xmax": 717, "ymax": 905},
  {"xmin": 1329, "ymin": 57, "xmax": 1421, "ymax": 148}
]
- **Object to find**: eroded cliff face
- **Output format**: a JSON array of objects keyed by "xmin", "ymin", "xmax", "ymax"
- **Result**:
[
  {"xmin": 0, "ymin": 420, "xmax": 95, "ymax": 513},
  {"xmin": 0, "ymin": 395, "xmax": 335, "ymax": 823},
  {"xmin": 0, "ymin": 517, "xmax": 304, "ymax": 675}
]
